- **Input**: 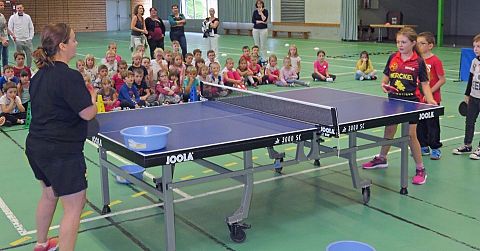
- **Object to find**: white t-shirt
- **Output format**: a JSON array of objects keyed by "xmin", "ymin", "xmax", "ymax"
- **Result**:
[
  {"xmin": 469, "ymin": 57, "xmax": 480, "ymax": 99},
  {"xmin": 0, "ymin": 95, "xmax": 21, "ymax": 113},
  {"xmin": 289, "ymin": 56, "xmax": 301, "ymax": 72},
  {"xmin": 151, "ymin": 59, "xmax": 168, "ymax": 81}
]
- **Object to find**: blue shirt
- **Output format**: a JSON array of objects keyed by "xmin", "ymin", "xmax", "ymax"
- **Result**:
[
  {"xmin": 183, "ymin": 77, "xmax": 200, "ymax": 102},
  {"xmin": 118, "ymin": 83, "xmax": 140, "ymax": 106},
  {"xmin": 0, "ymin": 76, "xmax": 19, "ymax": 92}
]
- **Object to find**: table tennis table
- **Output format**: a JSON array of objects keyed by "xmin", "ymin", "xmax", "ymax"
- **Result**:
[{"xmin": 90, "ymin": 86, "xmax": 443, "ymax": 251}]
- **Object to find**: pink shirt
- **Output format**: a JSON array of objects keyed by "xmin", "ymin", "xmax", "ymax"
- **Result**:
[
  {"xmin": 280, "ymin": 66, "xmax": 297, "ymax": 82},
  {"xmin": 313, "ymin": 60, "xmax": 329, "ymax": 76}
]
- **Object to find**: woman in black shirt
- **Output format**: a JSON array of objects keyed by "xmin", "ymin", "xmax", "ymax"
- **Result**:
[
  {"xmin": 27, "ymin": 23, "xmax": 97, "ymax": 251},
  {"xmin": 145, "ymin": 7, "xmax": 166, "ymax": 59},
  {"xmin": 251, "ymin": 0, "xmax": 269, "ymax": 59}
]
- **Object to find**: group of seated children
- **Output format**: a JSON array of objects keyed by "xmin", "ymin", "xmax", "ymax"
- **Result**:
[
  {"xmin": 0, "ymin": 52, "xmax": 31, "ymax": 127},
  {"xmin": 73, "ymin": 40, "xmax": 402, "ymax": 114},
  {"xmin": 77, "ymin": 42, "xmax": 321, "ymax": 112}
]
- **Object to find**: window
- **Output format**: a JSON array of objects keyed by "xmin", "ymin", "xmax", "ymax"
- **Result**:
[{"xmin": 181, "ymin": 0, "xmax": 218, "ymax": 19}]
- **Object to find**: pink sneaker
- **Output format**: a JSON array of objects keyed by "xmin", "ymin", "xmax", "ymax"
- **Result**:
[
  {"xmin": 33, "ymin": 238, "xmax": 58, "ymax": 251},
  {"xmin": 362, "ymin": 156, "xmax": 388, "ymax": 169},
  {"xmin": 412, "ymin": 168, "xmax": 427, "ymax": 185}
]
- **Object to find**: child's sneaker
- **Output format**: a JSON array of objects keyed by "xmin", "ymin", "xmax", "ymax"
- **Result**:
[
  {"xmin": 359, "ymin": 76, "xmax": 364, "ymax": 81},
  {"xmin": 421, "ymin": 147, "xmax": 430, "ymax": 156},
  {"xmin": 470, "ymin": 147, "xmax": 480, "ymax": 160},
  {"xmin": 34, "ymin": 238, "xmax": 58, "ymax": 251},
  {"xmin": 0, "ymin": 116, "xmax": 5, "ymax": 126},
  {"xmin": 430, "ymin": 149, "xmax": 441, "ymax": 160},
  {"xmin": 412, "ymin": 168, "xmax": 427, "ymax": 185},
  {"xmin": 452, "ymin": 145, "xmax": 472, "ymax": 155},
  {"xmin": 362, "ymin": 156, "xmax": 388, "ymax": 169}
]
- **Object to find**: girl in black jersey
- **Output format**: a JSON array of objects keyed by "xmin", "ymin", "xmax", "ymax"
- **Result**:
[{"xmin": 362, "ymin": 27, "xmax": 437, "ymax": 185}]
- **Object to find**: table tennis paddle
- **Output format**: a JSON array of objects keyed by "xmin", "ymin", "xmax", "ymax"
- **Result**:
[
  {"xmin": 87, "ymin": 118, "xmax": 100, "ymax": 137},
  {"xmin": 382, "ymin": 84, "xmax": 399, "ymax": 93},
  {"xmin": 458, "ymin": 101, "xmax": 468, "ymax": 117}
]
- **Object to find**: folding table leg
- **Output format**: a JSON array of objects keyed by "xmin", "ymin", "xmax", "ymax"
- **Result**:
[
  {"xmin": 347, "ymin": 132, "xmax": 372, "ymax": 204},
  {"xmin": 99, "ymin": 147, "xmax": 111, "ymax": 214},
  {"xmin": 226, "ymin": 150, "xmax": 253, "ymax": 243},
  {"xmin": 163, "ymin": 164, "xmax": 176, "ymax": 251},
  {"xmin": 400, "ymin": 122, "xmax": 409, "ymax": 195}
]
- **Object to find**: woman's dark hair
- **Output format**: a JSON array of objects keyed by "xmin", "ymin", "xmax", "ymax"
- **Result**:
[
  {"xmin": 255, "ymin": 0, "xmax": 265, "ymax": 8},
  {"xmin": 133, "ymin": 4, "xmax": 144, "ymax": 16},
  {"xmin": 32, "ymin": 23, "xmax": 72, "ymax": 69}
]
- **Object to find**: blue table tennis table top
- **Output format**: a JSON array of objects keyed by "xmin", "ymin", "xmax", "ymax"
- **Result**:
[{"xmin": 93, "ymin": 87, "xmax": 443, "ymax": 166}]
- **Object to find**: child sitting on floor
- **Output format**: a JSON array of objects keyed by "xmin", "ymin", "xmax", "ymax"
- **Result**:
[
  {"xmin": 312, "ymin": 50, "xmax": 336, "ymax": 82},
  {"xmin": 156, "ymin": 69, "xmax": 182, "ymax": 104},
  {"xmin": 279, "ymin": 57, "xmax": 309, "ymax": 87},
  {"xmin": 97, "ymin": 78, "xmax": 120, "ymax": 112},
  {"xmin": 355, "ymin": 51, "xmax": 377, "ymax": 81},
  {"xmin": 0, "ymin": 81, "xmax": 25, "ymax": 126},
  {"xmin": 223, "ymin": 58, "xmax": 247, "ymax": 90}
]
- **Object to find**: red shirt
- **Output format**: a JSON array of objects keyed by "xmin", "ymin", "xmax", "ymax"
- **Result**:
[
  {"xmin": 13, "ymin": 66, "xmax": 32, "ymax": 78},
  {"xmin": 422, "ymin": 54, "xmax": 445, "ymax": 103},
  {"xmin": 383, "ymin": 51, "xmax": 428, "ymax": 99},
  {"xmin": 313, "ymin": 60, "xmax": 329, "ymax": 76}
]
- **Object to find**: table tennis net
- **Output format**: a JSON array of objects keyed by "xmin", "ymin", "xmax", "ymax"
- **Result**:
[{"xmin": 201, "ymin": 82, "xmax": 339, "ymax": 130}]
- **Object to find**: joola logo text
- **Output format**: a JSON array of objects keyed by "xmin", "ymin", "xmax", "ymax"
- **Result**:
[
  {"xmin": 166, "ymin": 152, "xmax": 194, "ymax": 164},
  {"xmin": 419, "ymin": 112, "xmax": 434, "ymax": 120}
]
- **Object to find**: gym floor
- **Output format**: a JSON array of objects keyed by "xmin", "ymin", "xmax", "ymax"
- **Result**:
[{"xmin": 0, "ymin": 31, "xmax": 479, "ymax": 251}]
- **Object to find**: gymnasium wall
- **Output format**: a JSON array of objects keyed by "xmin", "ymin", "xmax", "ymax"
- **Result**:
[
  {"xmin": 444, "ymin": 0, "xmax": 480, "ymax": 37},
  {"xmin": 358, "ymin": 0, "xmax": 480, "ymax": 38},
  {"xmin": 4, "ymin": 0, "xmax": 106, "ymax": 33},
  {"xmin": 272, "ymin": 0, "xmax": 341, "ymax": 40},
  {"xmin": 358, "ymin": 0, "xmax": 438, "ymax": 35}
]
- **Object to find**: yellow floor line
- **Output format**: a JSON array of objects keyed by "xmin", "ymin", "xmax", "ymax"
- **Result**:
[
  {"xmin": 202, "ymin": 169, "xmax": 213, "ymax": 174},
  {"xmin": 324, "ymin": 139, "xmax": 331, "ymax": 142},
  {"xmin": 109, "ymin": 200, "xmax": 122, "ymax": 207},
  {"xmin": 284, "ymin": 146, "xmax": 296, "ymax": 151},
  {"xmin": 131, "ymin": 191, "xmax": 147, "ymax": 198},
  {"xmin": 9, "ymin": 236, "xmax": 31, "ymax": 246},
  {"xmin": 180, "ymin": 175, "xmax": 195, "ymax": 181},
  {"xmin": 252, "ymin": 156, "xmax": 259, "ymax": 160},
  {"xmin": 372, "ymin": 129, "xmax": 383, "ymax": 133},
  {"xmin": 447, "ymin": 115, "xmax": 455, "ymax": 118},
  {"xmin": 80, "ymin": 210, "xmax": 94, "ymax": 219},
  {"xmin": 224, "ymin": 162, "xmax": 237, "ymax": 167}
]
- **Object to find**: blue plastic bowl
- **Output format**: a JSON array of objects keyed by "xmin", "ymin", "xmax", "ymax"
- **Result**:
[
  {"xmin": 115, "ymin": 164, "xmax": 145, "ymax": 184},
  {"xmin": 120, "ymin": 125, "xmax": 171, "ymax": 152},
  {"xmin": 326, "ymin": 241, "xmax": 375, "ymax": 251}
]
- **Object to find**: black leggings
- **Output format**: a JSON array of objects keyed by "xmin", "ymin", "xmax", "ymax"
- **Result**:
[
  {"xmin": 147, "ymin": 38, "xmax": 165, "ymax": 59},
  {"xmin": 312, "ymin": 73, "xmax": 336, "ymax": 81},
  {"xmin": 0, "ymin": 112, "xmax": 26, "ymax": 125}
]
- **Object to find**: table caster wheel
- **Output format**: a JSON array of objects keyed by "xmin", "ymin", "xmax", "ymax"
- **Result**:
[
  {"xmin": 101, "ymin": 205, "xmax": 111, "ymax": 214},
  {"xmin": 362, "ymin": 186, "xmax": 371, "ymax": 204},
  {"xmin": 227, "ymin": 222, "xmax": 250, "ymax": 243},
  {"xmin": 399, "ymin": 187, "xmax": 408, "ymax": 195},
  {"xmin": 314, "ymin": 159, "xmax": 320, "ymax": 166}
]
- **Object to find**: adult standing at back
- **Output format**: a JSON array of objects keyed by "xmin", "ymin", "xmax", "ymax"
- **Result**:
[
  {"xmin": 203, "ymin": 8, "xmax": 220, "ymax": 57},
  {"xmin": 8, "ymin": 3, "xmax": 34, "ymax": 68},
  {"xmin": 168, "ymin": 4, "xmax": 187, "ymax": 59},
  {"xmin": 251, "ymin": 0, "xmax": 268, "ymax": 59},
  {"xmin": 27, "ymin": 23, "xmax": 97, "ymax": 251},
  {"xmin": 130, "ymin": 4, "xmax": 148, "ymax": 51},
  {"xmin": 145, "ymin": 7, "xmax": 166, "ymax": 59},
  {"xmin": 0, "ymin": 0, "xmax": 12, "ymax": 71}
]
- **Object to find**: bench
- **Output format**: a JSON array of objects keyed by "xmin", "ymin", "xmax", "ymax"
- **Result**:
[
  {"xmin": 222, "ymin": 22, "xmax": 253, "ymax": 36},
  {"xmin": 271, "ymin": 29, "xmax": 311, "ymax": 39}
]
